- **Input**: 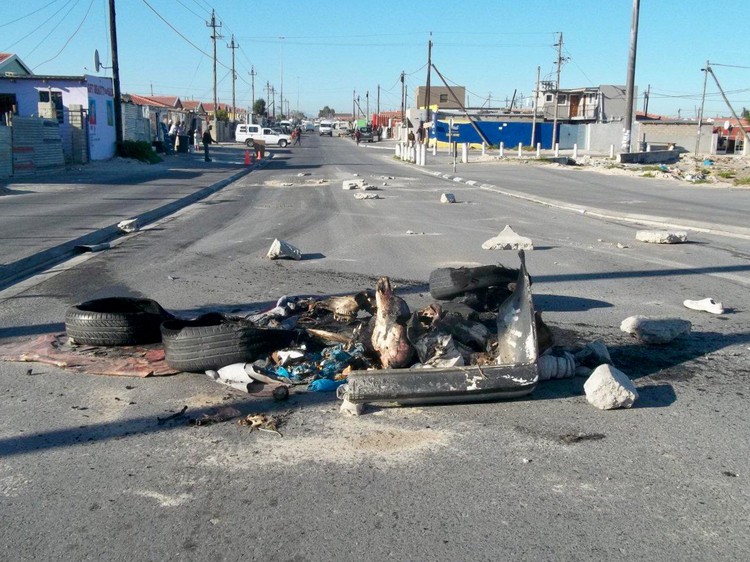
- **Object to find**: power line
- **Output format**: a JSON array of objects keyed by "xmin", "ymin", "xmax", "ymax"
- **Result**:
[
  {"xmin": 2, "ymin": 0, "xmax": 77, "ymax": 52},
  {"xmin": 174, "ymin": 0, "xmax": 206, "ymax": 21},
  {"xmin": 140, "ymin": 0, "xmax": 231, "ymax": 72},
  {"xmin": 0, "ymin": 0, "xmax": 63, "ymax": 28},
  {"xmin": 25, "ymin": 0, "xmax": 80, "ymax": 58},
  {"xmin": 33, "ymin": 0, "xmax": 95, "ymax": 71}
]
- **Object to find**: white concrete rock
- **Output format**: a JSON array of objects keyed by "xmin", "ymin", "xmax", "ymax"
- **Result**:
[
  {"xmin": 340, "ymin": 398, "xmax": 364, "ymax": 416},
  {"xmin": 482, "ymin": 225, "xmax": 534, "ymax": 250},
  {"xmin": 620, "ymin": 315, "xmax": 691, "ymax": 344},
  {"xmin": 342, "ymin": 180, "xmax": 358, "ymax": 190},
  {"xmin": 266, "ymin": 238, "xmax": 302, "ymax": 260},
  {"xmin": 584, "ymin": 364, "xmax": 639, "ymax": 410},
  {"xmin": 575, "ymin": 339, "xmax": 612, "ymax": 368},
  {"xmin": 636, "ymin": 230, "xmax": 688, "ymax": 244},
  {"xmin": 440, "ymin": 193, "xmax": 456, "ymax": 203},
  {"xmin": 117, "ymin": 219, "xmax": 139, "ymax": 233},
  {"xmin": 354, "ymin": 193, "xmax": 380, "ymax": 200}
]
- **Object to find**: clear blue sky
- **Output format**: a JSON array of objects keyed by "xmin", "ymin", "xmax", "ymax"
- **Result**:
[{"xmin": 3, "ymin": 0, "xmax": 749, "ymax": 119}]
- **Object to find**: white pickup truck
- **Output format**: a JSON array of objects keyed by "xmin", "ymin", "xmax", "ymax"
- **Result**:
[{"xmin": 235, "ymin": 124, "xmax": 292, "ymax": 147}]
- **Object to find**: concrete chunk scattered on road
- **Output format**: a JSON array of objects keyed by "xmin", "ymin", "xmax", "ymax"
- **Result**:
[
  {"xmin": 620, "ymin": 315, "xmax": 691, "ymax": 344},
  {"xmin": 354, "ymin": 193, "xmax": 381, "ymax": 200},
  {"xmin": 636, "ymin": 230, "xmax": 688, "ymax": 244},
  {"xmin": 575, "ymin": 339, "xmax": 612, "ymax": 368},
  {"xmin": 266, "ymin": 238, "xmax": 302, "ymax": 260},
  {"xmin": 482, "ymin": 225, "xmax": 534, "ymax": 250},
  {"xmin": 117, "ymin": 219, "xmax": 139, "ymax": 233},
  {"xmin": 584, "ymin": 364, "xmax": 639, "ymax": 410},
  {"xmin": 440, "ymin": 193, "xmax": 456, "ymax": 203}
]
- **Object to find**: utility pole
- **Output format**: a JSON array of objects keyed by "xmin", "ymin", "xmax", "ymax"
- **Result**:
[
  {"xmin": 227, "ymin": 34, "xmax": 238, "ymax": 120},
  {"xmin": 366, "ymin": 91, "xmax": 369, "ymax": 121},
  {"xmin": 531, "ymin": 66, "xmax": 540, "ymax": 146},
  {"xmin": 400, "ymin": 71, "xmax": 405, "ymax": 124},
  {"xmin": 108, "ymin": 0, "xmax": 123, "ymax": 148},
  {"xmin": 377, "ymin": 84, "xmax": 380, "ymax": 117},
  {"xmin": 695, "ymin": 63, "xmax": 709, "ymax": 156},
  {"xmin": 270, "ymin": 86, "xmax": 275, "ymax": 118},
  {"xmin": 424, "ymin": 33, "xmax": 432, "ymax": 124},
  {"xmin": 552, "ymin": 32, "xmax": 563, "ymax": 148},
  {"xmin": 706, "ymin": 65, "xmax": 750, "ymax": 150},
  {"xmin": 622, "ymin": 0, "xmax": 640, "ymax": 153},
  {"xmin": 279, "ymin": 36, "xmax": 284, "ymax": 119},
  {"xmin": 643, "ymin": 83, "xmax": 650, "ymax": 115},
  {"xmin": 250, "ymin": 66, "xmax": 256, "ymax": 114},
  {"xmin": 357, "ymin": 95, "xmax": 360, "ymax": 118},
  {"xmin": 206, "ymin": 10, "xmax": 222, "ymax": 126}
]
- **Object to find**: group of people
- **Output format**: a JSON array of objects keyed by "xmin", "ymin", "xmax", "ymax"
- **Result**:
[{"xmin": 164, "ymin": 119, "xmax": 213, "ymax": 161}]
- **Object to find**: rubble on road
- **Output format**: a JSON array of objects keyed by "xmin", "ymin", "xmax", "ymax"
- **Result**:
[
  {"xmin": 482, "ymin": 225, "xmax": 534, "ymax": 250},
  {"xmin": 635, "ymin": 230, "xmax": 688, "ymax": 244},
  {"xmin": 266, "ymin": 238, "xmax": 302, "ymax": 260},
  {"xmin": 620, "ymin": 315, "xmax": 691, "ymax": 344},
  {"xmin": 584, "ymin": 364, "xmax": 639, "ymax": 410},
  {"xmin": 440, "ymin": 193, "xmax": 456, "ymax": 203},
  {"xmin": 354, "ymin": 193, "xmax": 381, "ymax": 200},
  {"xmin": 117, "ymin": 219, "xmax": 139, "ymax": 233}
]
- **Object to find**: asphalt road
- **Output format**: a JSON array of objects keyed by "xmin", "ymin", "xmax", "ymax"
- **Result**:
[{"xmin": 0, "ymin": 133, "xmax": 748, "ymax": 561}]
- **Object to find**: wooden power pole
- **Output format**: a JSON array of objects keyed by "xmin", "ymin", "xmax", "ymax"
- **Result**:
[
  {"xmin": 108, "ymin": 0, "xmax": 123, "ymax": 148},
  {"xmin": 227, "ymin": 34, "xmax": 238, "ymax": 120},
  {"xmin": 206, "ymin": 10, "xmax": 222, "ymax": 124}
]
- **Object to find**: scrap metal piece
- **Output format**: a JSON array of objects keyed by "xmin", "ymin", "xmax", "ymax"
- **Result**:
[{"xmin": 340, "ymin": 251, "xmax": 538, "ymax": 406}]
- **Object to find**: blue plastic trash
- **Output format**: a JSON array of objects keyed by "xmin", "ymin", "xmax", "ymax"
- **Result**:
[{"xmin": 308, "ymin": 378, "xmax": 347, "ymax": 392}]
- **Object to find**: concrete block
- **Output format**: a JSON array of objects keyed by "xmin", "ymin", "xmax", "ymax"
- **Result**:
[
  {"xmin": 575, "ymin": 340, "xmax": 612, "ymax": 368},
  {"xmin": 266, "ymin": 239, "xmax": 302, "ymax": 260},
  {"xmin": 440, "ymin": 193, "xmax": 456, "ymax": 203},
  {"xmin": 620, "ymin": 315, "xmax": 691, "ymax": 344},
  {"xmin": 584, "ymin": 364, "xmax": 639, "ymax": 410},
  {"xmin": 482, "ymin": 225, "xmax": 534, "ymax": 250},
  {"xmin": 636, "ymin": 230, "xmax": 688, "ymax": 244}
]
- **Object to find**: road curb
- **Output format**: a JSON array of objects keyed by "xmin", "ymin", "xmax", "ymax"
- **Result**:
[{"xmin": 0, "ymin": 162, "xmax": 261, "ymax": 291}]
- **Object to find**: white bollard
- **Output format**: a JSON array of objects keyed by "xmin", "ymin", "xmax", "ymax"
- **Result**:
[
  {"xmin": 554, "ymin": 143, "xmax": 559, "ymax": 157},
  {"xmin": 536, "ymin": 143, "xmax": 541, "ymax": 159},
  {"xmin": 517, "ymin": 142, "xmax": 523, "ymax": 158},
  {"xmin": 395, "ymin": 144, "xmax": 401, "ymax": 158},
  {"xmin": 415, "ymin": 145, "xmax": 421, "ymax": 165},
  {"xmin": 499, "ymin": 142, "xmax": 504, "ymax": 157},
  {"xmin": 411, "ymin": 146, "xmax": 416, "ymax": 162},
  {"xmin": 646, "ymin": 143, "xmax": 652, "ymax": 152},
  {"xmin": 573, "ymin": 143, "xmax": 578, "ymax": 159},
  {"xmin": 481, "ymin": 142, "xmax": 486, "ymax": 156},
  {"xmin": 420, "ymin": 144, "xmax": 427, "ymax": 166},
  {"xmin": 609, "ymin": 144, "xmax": 615, "ymax": 158},
  {"xmin": 432, "ymin": 142, "xmax": 437, "ymax": 156},
  {"xmin": 461, "ymin": 143, "xmax": 468, "ymax": 163}
]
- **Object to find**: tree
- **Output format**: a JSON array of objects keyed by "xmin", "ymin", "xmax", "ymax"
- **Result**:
[
  {"xmin": 215, "ymin": 107, "xmax": 229, "ymax": 122},
  {"xmin": 319, "ymin": 106, "xmax": 335, "ymax": 118},
  {"xmin": 253, "ymin": 98, "xmax": 267, "ymax": 117},
  {"xmin": 742, "ymin": 107, "xmax": 750, "ymax": 121}
]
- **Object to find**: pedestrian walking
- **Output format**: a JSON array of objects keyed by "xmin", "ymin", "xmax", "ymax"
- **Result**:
[
  {"xmin": 202, "ymin": 126, "xmax": 213, "ymax": 162},
  {"xmin": 292, "ymin": 126, "xmax": 301, "ymax": 146},
  {"xmin": 355, "ymin": 128, "xmax": 361, "ymax": 145}
]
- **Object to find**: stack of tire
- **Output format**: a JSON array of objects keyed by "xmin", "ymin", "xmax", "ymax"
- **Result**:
[{"xmin": 65, "ymin": 298, "xmax": 296, "ymax": 373}]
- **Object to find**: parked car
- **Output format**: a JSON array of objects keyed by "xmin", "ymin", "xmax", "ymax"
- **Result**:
[
  {"xmin": 319, "ymin": 120, "xmax": 333, "ymax": 136},
  {"xmin": 357, "ymin": 126, "xmax": 374, "ymax": 143},
  {"xmin": 304, "ymin": 121, "xmax": 315, "ymax": 132},
  {"xmin": 235, "ymin": 124, "xmax": 291, "ymax": 147}
]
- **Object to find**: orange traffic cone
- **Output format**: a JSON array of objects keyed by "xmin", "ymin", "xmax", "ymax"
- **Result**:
[{"xmin": 244, "ymin": 150, "xmax": 250, "ymax": 166}]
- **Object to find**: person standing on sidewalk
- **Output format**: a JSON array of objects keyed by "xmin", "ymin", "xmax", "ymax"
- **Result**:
[{"xmin": 202, "ymin": 126, "xmax": 213, "ymax": 162}]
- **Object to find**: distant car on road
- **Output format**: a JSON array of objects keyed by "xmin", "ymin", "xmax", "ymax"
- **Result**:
[
  {"xmin": 357, "ymin": 126, "xmax": 373, "ymax": 143},
  {"xmin": 235, "ymin": 124, "xmax": 291, "ymax": 147},
  {"xmin": 319, "ymin": 120, "xmax": 333, "ymax": 136},
  {"xmin": 304, "ymin": 122, "xmax": 314, "ymax": 132}
]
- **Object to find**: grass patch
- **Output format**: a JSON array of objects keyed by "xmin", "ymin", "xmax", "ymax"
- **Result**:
[
  {"xmin": 118, "ymin": 140, "xmax": 162, "ymax": 164},
  {"xmin": 640, "ymin": 165, "xmax": 661, "ymax": 172},
  {"xmin": 718, "ymin": 171, "xmax": 736, "ymax": 179},
  {"xmin": 734, "ymin": 176, "xmax": 750, "ymax": 186},
  {"xmin": 641, "ymin": 172, "xmax": 655, "ymax": 178}
]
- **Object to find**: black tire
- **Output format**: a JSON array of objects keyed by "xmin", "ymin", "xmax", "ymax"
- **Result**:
[
  {"xmin": 245, "ymin": 139, "xmax": 253, "ymax": 147},
  {"xmin": 65, "ymin": 297, "xmax": 173, "ymax": 346},
  {"xmin": 279, "ymin": 139, "xmax": 288, "ymax": 148},
  {"xmin": 429, "ymin": 265, "xmax": 520, "ymax": 300},
  {"xmin": 161, "ymin": 313, "xmax": 297, "ymax": 372}
]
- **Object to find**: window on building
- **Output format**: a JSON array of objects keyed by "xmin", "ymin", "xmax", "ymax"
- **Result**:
[
  {"xmin": 439, "ymin": 93, "xmax": 448, "ymax": 103},
  {"xmin": 39, "ymin": 90, "xmax": 64, "ymax": 123},
  {"xmin": 557, "ymin": 94, "xmax": 567, "ymax": 105},
  {"xmin": 0, "ymin": 93, "xmax": 18, "ymax": 115},
  {"xmin": 545, "ymin": 94, "xmax": 553, "ymax": 102}
]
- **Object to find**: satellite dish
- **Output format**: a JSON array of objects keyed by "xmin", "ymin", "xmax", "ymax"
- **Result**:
[{"xmin": 94, "ymin": 49, "xmax": 101, "ymax": 72}]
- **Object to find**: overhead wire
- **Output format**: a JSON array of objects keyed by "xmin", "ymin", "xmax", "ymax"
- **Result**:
[
  {"xmin": 0, "ymin": 0, "xmax": 63, "ymax": 28},
  {"xmin": 33, "ymin": 0, "xmax": 96, "ymax": 70},
  {"xmin": 25, "ymin": 0, "xmax": 81, "ymax": 58},
  {"xmin": 2, "ymin": 0, "xmax": 77, "ymax": 52}
]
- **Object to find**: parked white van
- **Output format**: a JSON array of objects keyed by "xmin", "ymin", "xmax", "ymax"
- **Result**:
[
  {"xmin": 235, "ymin": 124, "xmax": 291, "ymax": 147},
  {"xmin": 333, "ymin": 121, "xmax": 351, "ymax": 136},
  {"xmin": 319, "ymin": 120, "xmax": 333, "ymax": 136}
]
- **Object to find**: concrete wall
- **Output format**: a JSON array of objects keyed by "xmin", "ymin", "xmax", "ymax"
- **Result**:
[
  {"xmin": 122, "ymin": 102, "xmax": 151, "ymax": 143},
  {"xmin": 618, "ymin": 150, "xmax": 680, "ymax": 164},
  {"xmin": 638, "ymin": 121, "xmax": 713, "ymax": 154}
]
